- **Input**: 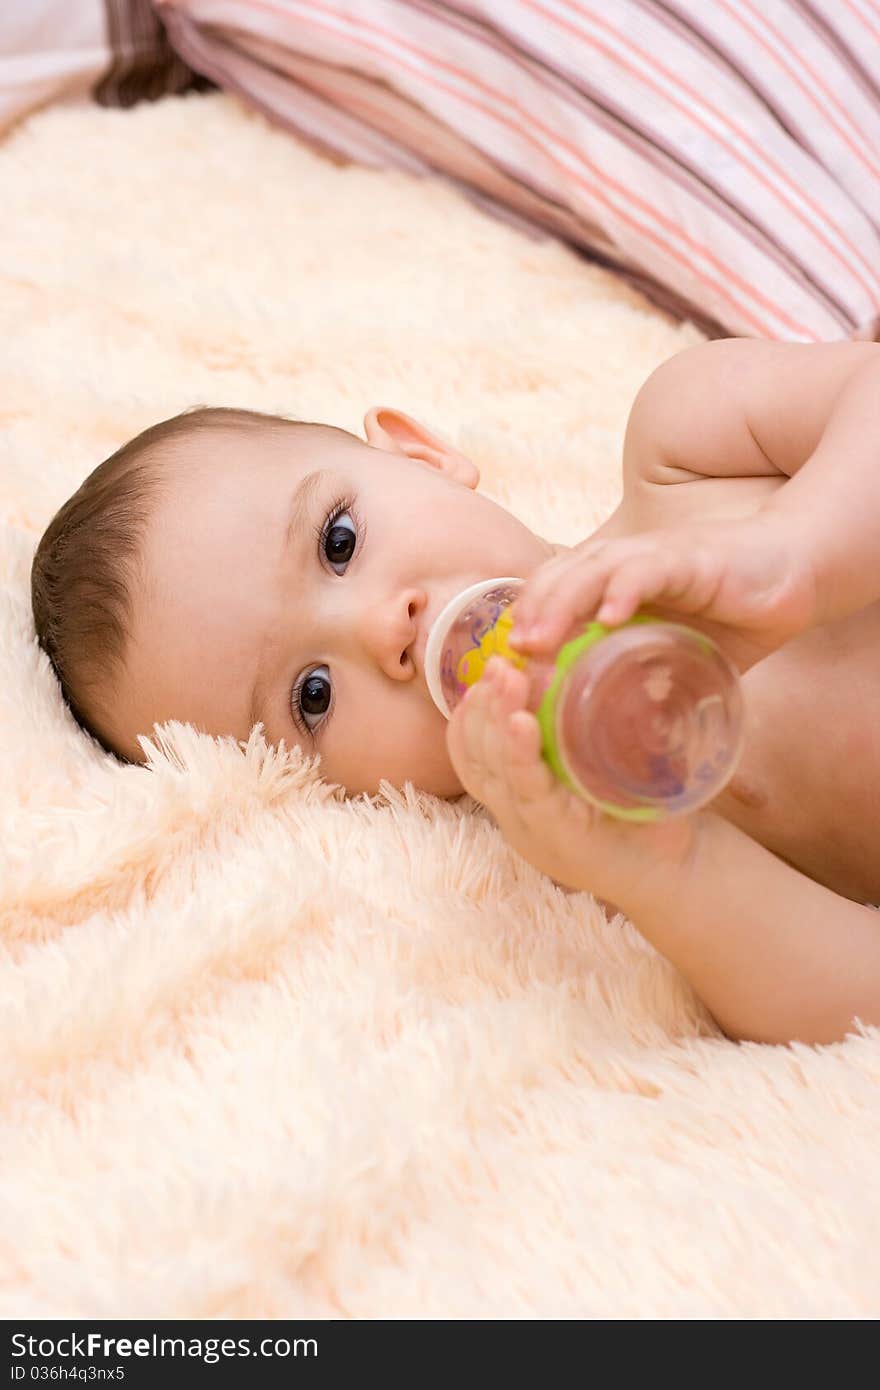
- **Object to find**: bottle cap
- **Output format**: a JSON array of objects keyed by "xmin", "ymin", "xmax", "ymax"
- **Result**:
[{"xmin": 424, "ymin": 577, "xmax": 524, "ymax": 719}]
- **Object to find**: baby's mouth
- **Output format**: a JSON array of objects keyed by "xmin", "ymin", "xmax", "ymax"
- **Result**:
[
  {"xmin": 408, "ymin": 632, "xmax": 425, "ymax": 681},
  {"xmin": 409, "ymin": 610, "xmax": 434, "ymax": 684}
]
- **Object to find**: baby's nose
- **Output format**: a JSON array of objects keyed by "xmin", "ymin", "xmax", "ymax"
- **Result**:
[{"xmin": 359, "ymin": 589, "xmax": 425, "ymax": 680}]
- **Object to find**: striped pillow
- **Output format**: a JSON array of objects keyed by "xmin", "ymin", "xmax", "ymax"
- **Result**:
[
  {"xmin": 156, "ymin": 0, "xmax": 880, "ymax": 341},
  {"xmin": 0, "ymin": 0, "xmax": 210, "ymax": 138}
]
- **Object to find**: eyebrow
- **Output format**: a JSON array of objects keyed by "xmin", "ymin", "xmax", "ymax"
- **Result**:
[{"xmin": 247, "ymin": 467, "xmax": 329, "ymax": 734}]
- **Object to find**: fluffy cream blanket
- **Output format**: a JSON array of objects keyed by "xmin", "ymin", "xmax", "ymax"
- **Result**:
[{"xmin": 2, "ymin": 92, "xmax": 878, "ymax": 1320}]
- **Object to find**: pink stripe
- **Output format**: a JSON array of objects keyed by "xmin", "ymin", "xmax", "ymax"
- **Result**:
[
  {"xmin": 555, "ymin": 0, "xmax": 880, "ymax": 303},
  {"xmin": 842, "ymin": 0, "xmax": 880, "ymax": 45},
  {"xmin": 270, "ymin": 0, "xmax": 819, "ymax": 335},
  {"xmin": 726, "ymin": 0, "xmax": 880, "ymax": 181}
]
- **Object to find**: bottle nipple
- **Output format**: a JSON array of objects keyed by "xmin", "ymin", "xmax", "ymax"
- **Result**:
[
  {"xmin": 456, "ymin": 605, "xmax": 529, "ymax": 690},
  {"xmin": 424, "ymin": 577, "xmax": 525, "ymax": 719}
]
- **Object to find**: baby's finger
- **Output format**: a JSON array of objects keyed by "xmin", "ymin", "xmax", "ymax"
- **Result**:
[
  {"xmin": 476, "ymin": 658, "xmax": 525, "ymax": 765},
  {"xmin": 511, "ymin": 546, "xmax": 605, "ymax": 620},
  {"xmin": 594, "ymin": 554, "xmax": 658, "ymax": 625},
  {"xmin": 502, "ymin": 707, "xmax": 556, "ymax": 805},
  {"xmin": 446, "ymin": 662, "xmax": 530, "ymax": 817},
  {"xmin": 514, "ymin": 545, "xmax": 686, "ymax": 644},
  {"xmin": 510, "ymin": 554, "xmax": 610, "ymax": 652},
  {"xmin": 596, "ymin": 550, "xmax": 703, "ymax": 624},
  {"xmin": 480, "ymin": 661, "xmax": 553, "ymax": 803},
  {"xmin": 445, "ymin": 675, "xmax": 497, "ymax": 797}
]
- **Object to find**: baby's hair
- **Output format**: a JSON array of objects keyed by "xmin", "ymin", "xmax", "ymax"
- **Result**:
[{"xmin": 30, "ymin": 405, "xmax": 333, "ymax": 760}]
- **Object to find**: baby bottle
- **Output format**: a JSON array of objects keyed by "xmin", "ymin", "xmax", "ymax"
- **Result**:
[{"xmin": 424, "ymin": 577, "xmax": 744, "ymax": 821}]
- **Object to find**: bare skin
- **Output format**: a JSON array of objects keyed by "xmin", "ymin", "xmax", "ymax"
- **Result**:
[
  {"xmin": 447, "ymin": 338, "xmax": 880, "ymax": 1044},
  {"xmin": 111, "ymin": 409, "xmax": 562, "ymax": 795},
  {"xmin": 568, "ymin": 475, "xmax": 880, "ymax": 907},
  {"xmin": 108, "ymin": 338, "xmax": 880, "ymax": 1043}
]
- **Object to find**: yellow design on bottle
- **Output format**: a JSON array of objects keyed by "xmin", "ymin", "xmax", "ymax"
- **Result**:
[{"xmin": 456, "ymin": 605, "xmax": 529, "ymax": 688}]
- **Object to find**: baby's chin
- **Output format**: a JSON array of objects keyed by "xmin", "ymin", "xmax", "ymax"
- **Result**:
[
  {"xmin": 338, "ymin": 744, "xmax": 464, "ymax": 800},
  {"xmin": 343, "ymin": 780, "xmax": 465, "ymax": 802},
  {"xmin": 341, "ymin": 768, "xmax": 465, "ymax": 800},
  {"xmin": 408, "ymin": 746, "xmax": 466, "ymax": 799}
]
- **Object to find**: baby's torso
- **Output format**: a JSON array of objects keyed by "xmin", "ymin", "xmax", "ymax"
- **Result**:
[{"xmin": 604, "ymin": 472, "xmax": 880, "ymax": 903}]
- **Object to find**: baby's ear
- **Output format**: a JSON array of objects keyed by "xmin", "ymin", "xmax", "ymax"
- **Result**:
[{"xmin": 362, "ymin": 407, "xmax": 479, "ymax": 488}]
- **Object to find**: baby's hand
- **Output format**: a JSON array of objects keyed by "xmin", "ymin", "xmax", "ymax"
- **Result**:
[
  {"xmin": 445, "ymin": 655, "xmax": 699, "ymax": 902},
  {"xmin": 510, "ymin": 515, "xmax": 817, "ymax": 671}
]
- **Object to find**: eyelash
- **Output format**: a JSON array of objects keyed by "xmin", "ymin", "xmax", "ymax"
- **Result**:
[{"xmin": 290, "ymin": 491, "xmax": 361, "ymax": 742}]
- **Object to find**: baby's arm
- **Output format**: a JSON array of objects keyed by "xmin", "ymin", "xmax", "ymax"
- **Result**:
[
  {"xmin": 448, "ymin": 658, "xmax": 880, "ymax": 1046},
  {"xmin": 615, "ymin": 809, "xmax": 880, "ymax": 1046},
  {"xmin": 622, "ymin": 338, "xmax": 880, "ymax": 629}
]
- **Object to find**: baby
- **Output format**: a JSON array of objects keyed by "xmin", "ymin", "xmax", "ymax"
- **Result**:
[{"xmin": 31, "ymin": 338, "xmax": 880, "ymax": 1046}]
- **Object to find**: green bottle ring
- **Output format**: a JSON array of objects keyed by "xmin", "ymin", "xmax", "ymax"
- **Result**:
[{"xmin": 534, "ymin": 614, "xmax": 713, "ymax": 823}]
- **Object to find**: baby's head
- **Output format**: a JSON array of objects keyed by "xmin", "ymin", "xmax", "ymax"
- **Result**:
[{"xmin": 31, "ymin": 405, "xmax": 559, "ymax": 794}]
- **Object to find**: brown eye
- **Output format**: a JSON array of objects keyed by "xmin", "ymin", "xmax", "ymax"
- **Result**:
[
  {"xmin": 294, "ymin": 665, "xmax": 331, "ymax": 733},
  {"xmin": 293, "ymin": 497, "xmax": 360, "ymax": 738},
  {"xmin": 323, "ymin": 510, "xmax": 356, "ymax": 572}
]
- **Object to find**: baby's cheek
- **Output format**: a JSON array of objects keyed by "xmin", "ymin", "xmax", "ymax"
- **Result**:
[{"xmin": 375, "ymin": 699, "xmax": 462, "ymax": 797}]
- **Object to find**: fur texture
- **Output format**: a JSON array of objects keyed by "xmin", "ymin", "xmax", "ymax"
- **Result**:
[{"xmin": 1, "ymin": 92, "xmax": 878, "ymax": 1319}]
